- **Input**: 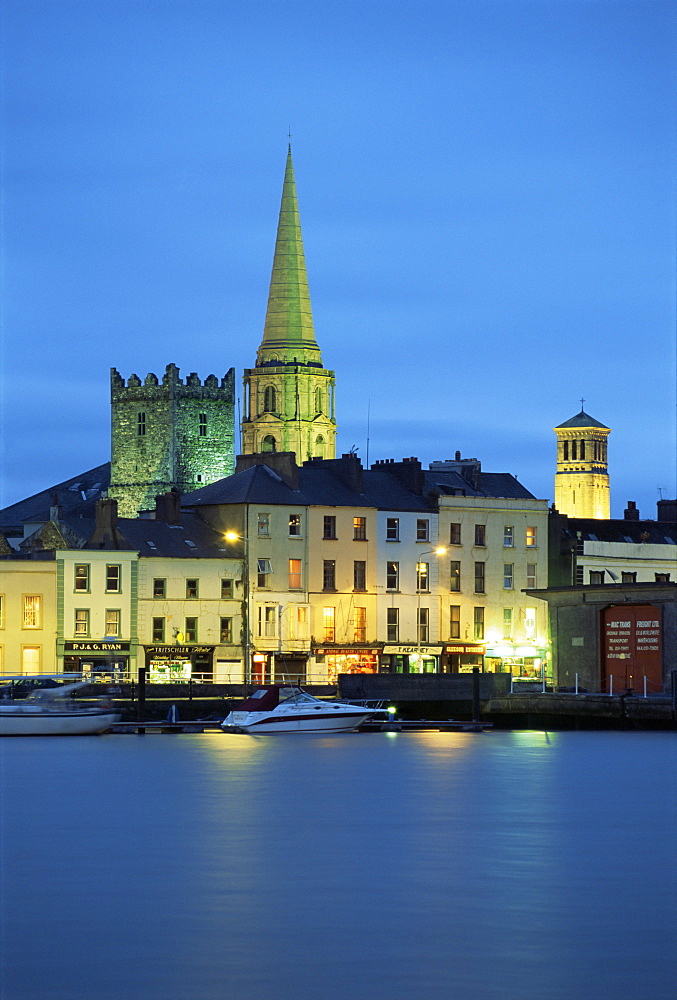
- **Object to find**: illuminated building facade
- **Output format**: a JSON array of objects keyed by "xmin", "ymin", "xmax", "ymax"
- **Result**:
[
  {"xmin": 242, "ymin": 147, "xmax": 337, "ymax": 461},
  {"xmin": 109, "ymin": 363, "xmax": 235, "ymax": 517},
  {"xmin": 554, "ymin": 408, "xmax": 610, "ymax": 519}
]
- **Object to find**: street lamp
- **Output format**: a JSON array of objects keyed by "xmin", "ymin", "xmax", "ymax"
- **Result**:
[
  {"xmin": 415, "ymin": 547, "xmax": 447, "ymax": 672},
  {"xmin": 225, "ymin": 531, "xmax": 251, "ymax": 690}
]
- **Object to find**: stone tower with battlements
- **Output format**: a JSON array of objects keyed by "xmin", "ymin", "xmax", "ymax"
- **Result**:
[
  {"xmin": 241, "ymin": 146, "xmax": 337, "ymax": 461},
  {"xmin": 554, "ymin": 408, "xmax": 611, "ymax": 519},
  {"xmin": 109, "ymin": 363, "xmax": 235, "ymax": 516}
]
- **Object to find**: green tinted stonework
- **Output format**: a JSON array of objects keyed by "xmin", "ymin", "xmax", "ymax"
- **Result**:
[{"xmin": 110, "ymin": 363, "xmax": 235, "ymax": 516}]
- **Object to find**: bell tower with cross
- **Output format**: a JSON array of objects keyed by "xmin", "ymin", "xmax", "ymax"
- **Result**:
[{"xmin": 553, "ymin": 402, "xmax": 611, "ymax": 519}]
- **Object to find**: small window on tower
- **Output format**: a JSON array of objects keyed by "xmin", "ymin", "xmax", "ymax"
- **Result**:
[
  {"xmin": 263, "ymin": 386, "xmax": 276, "ymax": 412},
  {"xmin": 138, "ymin": 412, "xmax": 146, "ymax": 436},
  {"xmin": 199, "ymin": 413, "xmax": 207, "ymax": 437}
]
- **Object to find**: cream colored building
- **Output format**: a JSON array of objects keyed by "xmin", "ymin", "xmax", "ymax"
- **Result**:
[{"xmin": 0, "ymin": 558, "xmax": 58, "ymax": 675}]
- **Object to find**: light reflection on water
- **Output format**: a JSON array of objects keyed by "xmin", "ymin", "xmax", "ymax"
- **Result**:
[{"xmin": 1, "ymin": 731, "xmax": 675, "ymax": 1000}]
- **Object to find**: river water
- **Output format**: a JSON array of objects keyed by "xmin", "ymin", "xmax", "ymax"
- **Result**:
[{"xmin": 0, "ymin": 730, "xmax": 674, "ymax": 1000}]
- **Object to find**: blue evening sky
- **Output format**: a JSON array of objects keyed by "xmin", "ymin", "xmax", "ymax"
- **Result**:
[{"xmin": 1, "ymin": 0, "xmax": 675, "ymax": 517}]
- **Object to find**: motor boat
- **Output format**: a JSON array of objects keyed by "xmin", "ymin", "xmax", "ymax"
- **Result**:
[
  {"xmin": 221, "ymin": 685, "xmax": 379, "ymax": 734},
  {"xmin": 0, "ymin": 682, "xmax": 121, "ymax": 736}
]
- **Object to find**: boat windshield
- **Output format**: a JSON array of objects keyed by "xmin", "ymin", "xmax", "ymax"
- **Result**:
[{"xmin": 278, "ymin": 687, "xmax": 318, "ymax": 704}]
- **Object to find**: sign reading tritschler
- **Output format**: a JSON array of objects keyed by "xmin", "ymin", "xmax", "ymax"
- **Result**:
[{"xmin": 602, "ymin": 604, "xmax": 661, "ymax": 692}]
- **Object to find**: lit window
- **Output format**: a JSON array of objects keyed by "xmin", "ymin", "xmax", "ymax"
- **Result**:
[
  {"xmin": 199, "ymin": 413, "xmax": 207, "ymax": 437},
  {"xmin": 386, "ymin": 561, "xmax": 399, "ymax": 591},
  {"xmin": 105, "ymin": 610, "xmax": 120, "ymax": 637},
  {"xmin": 353, "ymin": 516, "xmax": 367, "ymax": 540},
  {"xmin": 527, "ymin": 564, "xmax": 537, "ymax": 588},
  {"xmin": 288, "ymin": 559, "xmax": 302, "ymax": 589},
  {"xmin": 503, "ymin": 608, "xmax": 512, "ymax": 639},
  {"xmin": 474, "ymin": 562, "xmax": 485, "ymax": 594},
  {"xmin": 417, "ymin": 561, "xmax": 429, "ymax": 592},
  {"xmin": 386, "ymin": 518, "xmax": 399, "ymax": 541},
  {"xmin": 353, "ymin": 607, "xmax": 367, "ymax": 643},
  {"xmin": 449, "ymin": 523, "xmax": 461, "ymax": 545},
  {"xmin": 153, "ymin": 578, "xmax": 166, "ymax": 598},
  {"xmin": 74, "ymin": 609, "xmax": 89, "ymax": 636},
  {"xmin": 258, "ymin": 606, "xmax": 276, "ymax": 638},
  {"xmin": 417, "ymin": 607, "xmax": 429, "ymax": 643},
  {"xmin": 474, "ymin": 524, "xmax": 486, "ymax": 546},
  {"xmin": 138, "ymin": 412, "xmax": 146, "ymax": 436},
  {"xmin": 525, "ymin": 608, "xmax": 536, "ymax": 639},
  {"xmin": 289, "ymin": 514, "xmax": 301, "ymax": 537},
  {"xmin": 416, "ymin": 519, "xmax": 429, "ymax": 542},
  {"xmin": 503, "ymin": 564, "xmax": 514, "ymax": 590},
  {"xmin": 220, "ymin": 617, "xmax": 232, "ymax": 643},
  {"xmin": 503, "ymin": 526, "xmax": 514, "ymax": 547},
  {"xmin": 152, "ymin": 617, "xmax": 165, "ymax": 642},
  {"xmin": 106, "ymin": 565, "xmax": 121, "ymax": 593},
  {"xmin": 23, "ymin": 596, "xmax": 41, "ymax": 629},
  {"xmin": 473, "ymin": 607, "xmax": 484, "ymax": 640},
  {"xmin": 323, "ymin": 560, "xmax": 336, "ymax": 591},
  {"xmin": 185, "ymin": 617, "xmax": 198, "ymax": 642},
  {"xmin": 258, "ymin": 513, "xmax": 270, "ymax": 536},
  {"xmin": 526, "ymin": 526, "xmax": 537, "ymax": 547},
  {"xmin": 323, "ymin": 515, "xmax": 336, "ymax": 539},
  {"xmin": 450, "ymin": 561, "xmax": 461, "ymax": 592},
  {"xmin": 22, "ymin": 647, "xmax": 40, "ymax": 672},
  {"xmin": 322, "ymin": 607, "xmax": 335, "ymax": 642},
  {"xmin": 74, "ymin": 564, "xmax": 89, "ymax": 592},
  {"xmin": 449, "ymin": 605, "xmax": 460, "ymax": 639},
  {"xmin": 353, "ymin": 560, "xmax": 366, "ymax": 591},
  {"xmin": 186, "ymin": 579, "xmax": 199, "ymax": 599},
  {"xmin": 221, "ymin": 579, "xmax": 234, "ymax": 599},
  {"xmin": 387, "ymin": 607, "xmax": 399, "ymax": 642}
]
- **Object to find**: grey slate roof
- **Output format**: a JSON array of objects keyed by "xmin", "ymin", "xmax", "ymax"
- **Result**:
[
  {"xmin": 90, "ymin": 511, "xmax": 229, "ymax": 558},
  {"xmin": 559, "ymin": 517, "xmax": 676, "ymax": 546},
  {"xmin": 0, "ymin": 463, "xmax": 110, "ymax": 535},
  {"xmin": 555, "ymin": 410, "xmax": 609, "ymax": 429}
]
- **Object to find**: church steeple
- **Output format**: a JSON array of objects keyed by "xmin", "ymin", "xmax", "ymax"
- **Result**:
[
  {"xmin": 258, "ymin": 146, "xmax": 322, "ymax": 366},
  {"xmin": 241, "ymin": 148, "xmax": 337, "ymax": 462},
  {"xmin": 554, "ymin": 407, "xmax": 611, "ymax": 519}
]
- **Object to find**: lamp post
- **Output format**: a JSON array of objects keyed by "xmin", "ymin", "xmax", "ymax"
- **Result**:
[
  {"xmin": 415, "ymin": 547, "xmax": 447, "ymax": 672},
  {"xmin": 225, "ymin": 531, "xmax": 251, "ymax": 690}
]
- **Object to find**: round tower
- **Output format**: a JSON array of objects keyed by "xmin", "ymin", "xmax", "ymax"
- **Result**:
[{"xmin": 554, "ymin": 407, "xmax": 610, "ymax": 519}]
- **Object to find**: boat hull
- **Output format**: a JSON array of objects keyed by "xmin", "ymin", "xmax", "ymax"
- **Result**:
[
  {"xmin": 223, "ymin": 709, "xmax": 373, "ymax": 734},
  {"xmin": 0, "ymin": 710, "xmax": 121, "ymax": 736}
]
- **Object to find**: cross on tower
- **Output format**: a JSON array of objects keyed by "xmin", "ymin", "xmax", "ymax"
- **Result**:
[{"xmin": 580, "ymin": 397, "xmax": 585, "ymax": 410}]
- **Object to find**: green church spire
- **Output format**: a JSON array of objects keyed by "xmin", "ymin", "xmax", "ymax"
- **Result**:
[{"xmin": 257, "ymin": 145, "xmax": 322, "ymax": 365}]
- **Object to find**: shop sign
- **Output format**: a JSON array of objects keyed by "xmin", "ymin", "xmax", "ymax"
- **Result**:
[
  {"xmin": 383, "ymin": 645, "xmax": 442, "ymax": 656},
  {"xmin": 145, "ymin": 645, "xmax": 213, "ymax": 656},
  {"xmin": 65, "ymin": 641, "xmax": 130, "ymax": 652},
  {"xmin": 444, "ymin": 644, "xmax": 486, "ymax": 655},
  {"xmin": 314, "ymin": 648, "xmax": 380, "ymax": 655}
]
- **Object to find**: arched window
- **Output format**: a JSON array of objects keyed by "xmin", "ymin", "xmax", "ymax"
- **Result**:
[
  {"xmin": 263, "ymin": 386, "xmax": 276, "ymax": 412},
  {"xmin": 262, "ymin": 435, "xmax": 276, "ymax": 453},
  {"xmin": 315, "ymin": 387, "xmax": 322, "ymax": 413},
  {"xmin": 579, "ymin": 440, "xmax": 585, "ymax": 459},
  {"xmin": 315, "ymin": 435, "xmax": 325, "ymax": 458}
]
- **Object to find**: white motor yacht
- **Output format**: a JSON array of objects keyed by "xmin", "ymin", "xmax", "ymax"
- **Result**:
[
  {"xmin": 221, "ymin": 685, "xmax": 378, "ymax": 734},
  {"xmin": 0, "ymin": 682, "xmax": 121, "ymax": 736}
]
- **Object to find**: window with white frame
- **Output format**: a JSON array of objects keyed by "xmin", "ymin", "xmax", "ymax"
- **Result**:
[
  {"xmin": 288, "ymin": 559, "xmax": 302, "ymax": 589},
  {"xmin": 416, "ymin": 561, "xmax": 429, "ymax": 592},
  {"xmin": 417, "ymin": 607, "xmax": 429, "ymax": 643},
  {"xmin": 323, "ymin": 515, "xmax": 337, "ymax": 539},
  {"xmin": 503, "ymin": 608, "xmax": 512, "ymax": 639},
  {"xmin": 74, "ymin": 564, "xmax": 90, "ymax": 592},
  {"xmin": 353, "ymin": 516, "xmax": 367, "ymax": 540},
  {"xmin": 527, "ymin": 564, "xmax": 537, "ymax": 588},
  {"xmin": 105, "ymin": 609, "xmax": 120, "ymax": 637},
  {"xmin": 290, "ymin": 606, "xmax": 308, "ymax": 640},
  {"xmin": 526, "ymin": 526, "xmax": 537, "ymax": 547},
  {"xmin": 353, "ymin": 607, "xmax": 367, "ymax": 643},
  {"xmin": 386, "ymin": 518, "xmax": 399, "ymax": 541},
  {"xmin": 474, "ymin": 562, "xmax": 485, "ymax": 593},
  {"xmin": 106, "ymin": 565, "xmax": 121, "ymax": 593},
  {"xmin": 323, "ymin": 560, "xmax": 336, "ymax": 591},
  {"xmin": 353, "ymin": 560, "xmax": 366, "ymax": 592},
  {"xmin": 474, "ymin": 524, "xmax": 486, "ymax": 546},
  {"xmin": 473, "ymin": 607, "xmax": 484, "ymax": 640},
  {"xmin": 503, "ymin": 564, "xmax": 514, "ymax": 589},
  {"xmin": 503, "ymin": 526, "xmax": 514, "ymax": 547},
  {"xmin": 258, "ymin": 606, "xmax": 276, "ymax": 638},
  {"xmin": 449, "ymin": 605, "xmax": 460, "ymax": 639},
  {"xmin": 387, "ymin": 607, "xmax": 399, "ymax": 642},
  {"xmin": 386, "ymin": 561, "xmax": 399, "ymax": 591},
  {"xmin": 257, "ymin": 559, "xmax": 272, "ymax": 588},
  {"xmin": 449, "ymin": 522, "xmax": 461, "ymax": 545},
  {"xmin": 322, "ymin": 607, "xmax": 335, "ymax": 642},
  {"xmin": 288, "ymin": 514, "xmax": 302, "ymax": 537},
  {"xmin": 258, "ymin": 513, "xmax": 270, "ymax": 536},
  {"xmin": 416, "ymin": 519, "xmax": 429, "ymax": 542},
  {"xmin": 23, "ymin": 596, "xmax": 41, "ymax": 629},
  {"xmin": 450, "ymin": 561, "xmax": 461, "ymax": 592},
  {"xmin": 74, "ymin": 609, "xmax": 89, "ymax": 636}
]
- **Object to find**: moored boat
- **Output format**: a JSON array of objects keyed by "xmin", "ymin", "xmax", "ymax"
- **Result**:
[
  {"xmin": 0, "ymin": 682, "xmax": 120, "ymax": 736},
  {"xmin": 221, "ymin": 685, "xmax": 378, "ymax": 734}
]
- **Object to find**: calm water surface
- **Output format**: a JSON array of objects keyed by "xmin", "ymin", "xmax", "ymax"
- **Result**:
[{"xmin": 0, "ymin": 730, "xmax": 675, "ymax": 1000}]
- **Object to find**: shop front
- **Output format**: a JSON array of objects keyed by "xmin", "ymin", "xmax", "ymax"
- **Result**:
[
  {"xmin": 381, "ymin": 645, "xmax": 444, "ymax": 674},
  {"xmin": 144, "ymin": 645, "xmax": 214, "ymax": 682},
  {"xmin": 481, "ymin": 641, "xmax": 550, "ymax": 681},
  {"xmin": 63, "ymin": 640, "xmax": 131, "ymax": 679},
  {"xmin": 313, "ymin": 646, "xmax": 381, "ymax": 684},
  {"xmin": 443, "ymin": 643, "xmax": 486, "ymax": 673}
]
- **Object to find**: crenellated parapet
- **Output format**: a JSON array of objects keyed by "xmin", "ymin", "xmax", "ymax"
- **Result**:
[{"xmin": 111, "ymin": 364, "xmax": 234, "ymax": 400}]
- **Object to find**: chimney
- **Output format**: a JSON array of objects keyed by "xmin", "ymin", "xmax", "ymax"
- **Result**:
[
  {"xmin": 88, "ymin": 498, "xmax": 122, "ymax": 549},
  {"xmin": 155, "ymin": 490, "xmax": 181, "ymax": 525},
  {"xmin": 657, "ymin": 499, "xmax": 677, "ymax": 524},
  {"xmin": 624, "ymin": 501, "xmax": 640, "ymax": 521},
  {"xmin": 374, "ymin": 457, "xmax": 424, "ymax": 495},
  {"xmin": 49, "ymin": 492, "xmax": 60, "ymax": 523},
  {"xmin": 235, "ymin": 452, "xmax": 299, "ymax": 490}
]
